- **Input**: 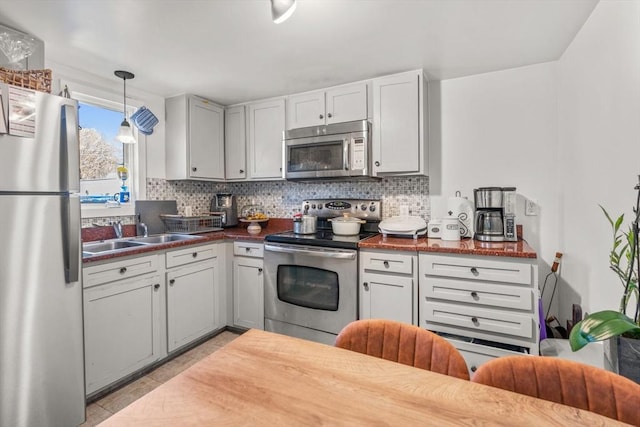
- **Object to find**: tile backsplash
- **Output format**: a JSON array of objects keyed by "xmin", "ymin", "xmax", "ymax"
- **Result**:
[
  {"xmin": 84, "ymin": 176, "xmax": 430, "ymax": 227},
  {"xmin": 146, "ymin": 177, "xmax": 430, "ymax": 219}
]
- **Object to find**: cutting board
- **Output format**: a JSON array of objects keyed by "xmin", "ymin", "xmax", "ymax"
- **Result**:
[{"xmin": 135, "ymin": 200, "xmax": 178, "ymax": 235}]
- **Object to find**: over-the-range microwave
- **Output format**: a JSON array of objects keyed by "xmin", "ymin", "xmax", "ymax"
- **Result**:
[{"xmin": 284, "ymin": 120, "xmax": 375, "ymax": 180}]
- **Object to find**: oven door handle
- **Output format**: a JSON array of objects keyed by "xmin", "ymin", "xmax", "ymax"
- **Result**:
[{"xmin": 264, "ymin": 244, "xmax": 356, "ymax": 260}]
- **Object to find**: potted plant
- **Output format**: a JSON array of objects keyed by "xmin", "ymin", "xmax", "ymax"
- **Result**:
[{"xmin": 569, "ymin": 180, "xmax": 640, "ymax": 383}]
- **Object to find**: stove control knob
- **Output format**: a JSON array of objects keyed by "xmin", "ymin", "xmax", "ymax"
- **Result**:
[
  {"xmin": 311, "ymin": 204, "xmax": 316, "ymax": 209},
  {"xmin": 369, "ymin": 205, "xmax": 376, "ymax": 212},
  {"xmin": 360, "ymin": 204, "xmax": 367, "ymax": 211},
  {"xmin": 318, "ymin": 204, "xmax": 323, "ymax": 209},
  {"xmin": 304, "ymin": 204, "xmax": 309, "ymax": 212}
]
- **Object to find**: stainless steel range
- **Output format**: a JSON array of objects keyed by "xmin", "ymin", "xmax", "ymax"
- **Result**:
[{"xmin": 264, "ymin": 199, "xmax": 382, "ymax": 345}]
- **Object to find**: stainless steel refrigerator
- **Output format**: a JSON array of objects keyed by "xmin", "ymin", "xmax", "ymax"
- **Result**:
[{"xmin": 0, "ymin": 84, "xmax": 85, "ymax": 426}]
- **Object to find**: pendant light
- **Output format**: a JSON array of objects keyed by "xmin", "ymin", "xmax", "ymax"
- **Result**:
[
  {"xmin": 114, "ymin": 70, "xmax": 136, "ymax": 144},
  {"xmin": 271, "ymin": 0, "xmax": 296, "ymax": 24}
]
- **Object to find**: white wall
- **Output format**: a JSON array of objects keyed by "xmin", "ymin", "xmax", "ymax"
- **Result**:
[
  {"xmin": 556, "ymin": 1, "xmax": 640, "ymax": 320},
  {"xmin": 433, "ymin": 62, "xmax": 561, "ymax": 305},
  {"xmin": 433, "ymin": 0, "xmax": 640, "ymax": 324}
]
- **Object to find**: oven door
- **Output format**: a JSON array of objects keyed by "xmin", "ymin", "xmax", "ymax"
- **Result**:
[
  {"xmin": 285, "ymin": 134, "xmax": 352, "ymax": 180},
  {"xmin": 264, "ymin": 243, "xmax": 357, "ymax": 337}
]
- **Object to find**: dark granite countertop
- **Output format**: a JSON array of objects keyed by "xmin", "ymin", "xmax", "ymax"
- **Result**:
[
  {"xmin": 359, "ymin": 235, "xmax": 537, "ymax": 259},
  {"xmin": 82, "ymin": 218, "xmax": 293, "ymax": 263}
]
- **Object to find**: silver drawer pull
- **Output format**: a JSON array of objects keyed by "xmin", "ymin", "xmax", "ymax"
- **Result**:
[
  {"xmin": 383, "ymin": 261, "xmax": 390, "ymax": 268},
  {"xmin": 470, "ymin": 267, "xmax": 479, "ymax": 275},
  {"xmin": 192, "ymin": 252, "xmax": 198, "ymax": 258},
  {"xmin": 470, "ymin": 291, "xmax": 479, "ymax": 299},
  {"xmin": 471, "ymin": 317, "xmax": 479, "ymax": 324},
  {"xmin": 119, "ymin": 267, "xmax": 127, "ymax": 274},
  {"xmin": 363, "ymin": 282, "xmax": 369, "ymax": 291},
  {"xmin": 471, "ymin": 366, "xmax": 478, "ymax": 373}
]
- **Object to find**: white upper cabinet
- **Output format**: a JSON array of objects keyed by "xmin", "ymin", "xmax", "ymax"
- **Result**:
[
  {"xmin": 248, "ymin": 98, "xmax": 285, "ymax": 180},
  {"xmin": 224, "ymin": 105, "xmax": 247, "ymax": 180},
  {"xmin": 166, "ymin": 95, "xmax": 225, "ymax": 181},
  {"xmin": 372, "ymin": 70, "xmax": 428, "ymax": 176},
  {"xmin": 286, "ymin": 82, "xmax": 368, "ymax": 129}
]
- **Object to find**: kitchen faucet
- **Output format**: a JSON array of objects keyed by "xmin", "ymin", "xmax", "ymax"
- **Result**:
[
  {"xmin": 139, "ymin": 222, "xmax": 148, "ymax": 237},
  {"xmin": 112, "ymin": 220, "xmax": 123, "ymax": 239}
]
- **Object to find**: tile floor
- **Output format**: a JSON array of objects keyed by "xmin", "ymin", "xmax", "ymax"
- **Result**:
[{"xmin": 80, "ymin": 330, "xmax": 241, "ymax": 426}]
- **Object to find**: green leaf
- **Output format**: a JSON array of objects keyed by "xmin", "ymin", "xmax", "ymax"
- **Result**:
[
  {"xmin": 614, "ymin": 214, "xmax": 625, "ymax": 233},
  {"xmin": 600, "ymin": 205, "xmax": 615, "ymax": 227},
  {"xmin": 569, "ymin": 310, "xmax": 640, "ymax": 351}
]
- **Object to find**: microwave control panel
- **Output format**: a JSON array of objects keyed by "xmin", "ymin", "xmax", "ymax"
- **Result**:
[{"xmin": 351, "ymin": 137, "xmax": 366, "ymax": 170}]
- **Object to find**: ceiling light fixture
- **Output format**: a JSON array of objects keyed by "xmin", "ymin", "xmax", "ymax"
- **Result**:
[
  {"xmin": 271, "ymin": 0, "xmax": 297, "ymax": 24},
  {"xmin": 114, "ymin": 70, "xmax": 136, "ymax": 144}
]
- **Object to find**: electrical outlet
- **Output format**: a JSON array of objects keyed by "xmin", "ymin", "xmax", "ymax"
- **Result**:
[
  {"xmin": 400, "ymin": 205, "xmax": 410, "ymax": 216},
  {"xmin": 525, "ymin": 199, "xmax": 538, "ymax": 216}
]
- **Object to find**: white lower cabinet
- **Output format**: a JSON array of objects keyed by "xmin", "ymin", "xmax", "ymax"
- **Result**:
[
  {"xmin": 419, "ymin": 253, "xmax": 539, "ymax": 378},
  {"xmin": 232, "ymin": 241, "xmax": 264, "ymax": 330},
  {"xmin": 359, "ymin": 250, "xmax": 418, "ymax": 325},
  {"xmin": 83, "ymin": 255, "xmax": 163, "ymax": 396},
  {"xmin": 166, "ymin": 244, "xmax": 222, "ymax": 353}
]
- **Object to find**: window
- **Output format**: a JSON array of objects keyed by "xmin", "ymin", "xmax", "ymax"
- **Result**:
[{"xmin": 62, "ymin": 78, "xmax": 146, "ymax": 218}]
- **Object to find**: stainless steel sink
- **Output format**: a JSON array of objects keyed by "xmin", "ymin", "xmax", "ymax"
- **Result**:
[
  {"xmin": 83, "ymin": 240, "xmax": 150, "ymax": 254},
  {"xmin": 132, "ymin": 234, "xmax": 204, "ymax": 244}
]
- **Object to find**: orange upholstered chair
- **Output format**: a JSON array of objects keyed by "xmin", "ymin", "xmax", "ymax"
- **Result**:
[
  {"xmin": 471, "ymin": 355, "xmax": 640, "ymax": 425},
  {"xmin": 335, "ymin": 319, "xmax": 470, "ymax": 380}
]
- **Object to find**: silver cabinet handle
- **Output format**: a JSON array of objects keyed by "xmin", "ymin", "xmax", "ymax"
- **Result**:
[
  {"xmin": 327, "ymin": 113, "xmax": 332, "ymax": 118},
  {"xmin": 239, "ymin": 169, "xmax": 244, "ymax": 174},
  {"xmin": 192, "ymin": 166, "xmax": 197, "ymax": 172},
  {"xmin": 374, "ymin": 161, "xmax": 380, "ymax": 167},
  {"xmin": 470, "ymin": 267, "xmax": 479, "ymax": 275},
  {"xmin": 363, "ymin": 282, "xmax": 369, "ymax": 291},
  {"xmin": 383, "ymin": 261, "xmax": 390, "ymax": 268},
  {"xmin": 192, "ymin": 252, "xmax": 198, "ymax": 258},
  {"xmin": 471, "ymin": 366, "xmax": 478, "ymax": 373},
  {"xmin": 169, "ymin": 279, "xmax": 176, "ymax": 285},
  {"xmin": 154, "ymin": 284, "xmax": 160, "ymax": 290},
  {"xmin": 471, "ymin": 317, "xmax": 479, "ymax": 324},
  {"xmin": 319, "ymin": 114, "xmax": 324, "ymax": 119},
  {"xmin": 119, "ymin": 267, "xmax": 127, "ymax": 274},
  {"xmin": 258, "ymin": 268, "xmax": 263, "ymax": 274},
  {"xmin": 470, "ymin": 291, "xmax": 479, "ymax": 298}
]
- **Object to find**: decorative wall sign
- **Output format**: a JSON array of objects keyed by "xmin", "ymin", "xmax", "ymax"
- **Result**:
[{"xmin": 8, "ymin": 85, "xmax": 35, "ymax": 137}]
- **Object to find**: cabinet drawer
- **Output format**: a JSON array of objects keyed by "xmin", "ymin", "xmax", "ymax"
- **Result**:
[
  {"xmin": 444, "ymin": 337, "xmax": 530, "ymax": 377},
  {"xmin": 233, "ymin": 241, "xmax": 264, "ymax": 258},
  {"xmin": 166, "ymin": 244, "xmax": 218, "ymax": 269},
  {"xmin": 361, "ymin": 251, "xmax": 414, "ymax": 275},
  {"xmin": 422, "ymin": 277, "xmax": 534, "ymax": 311},
  {"xmin": 423, "ymin": 301, "xmax": 533, "ymax": 339},
  {"xmin": 83, "ymin": 254, "xmax": 159, "ymax": 288},
  {"xmin": 420, "ymin": 254, "xmax": 532, "ymax": 285}
]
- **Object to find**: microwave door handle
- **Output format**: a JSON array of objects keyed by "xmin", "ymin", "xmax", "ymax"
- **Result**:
[{"xmin": 344, "ymin": 139, "xmax": 350, "ymax": 170}]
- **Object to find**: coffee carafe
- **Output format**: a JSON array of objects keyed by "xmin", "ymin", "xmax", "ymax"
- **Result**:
[
  {"xmin": 211, "ymin": 193, "xmax": 238, "ymax": 227},
  {"xmin": 473, "ymin": 187, "xmax": 517, "ymax": 242}
]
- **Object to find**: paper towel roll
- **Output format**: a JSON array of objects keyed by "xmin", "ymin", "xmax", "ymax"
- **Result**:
[{"xmin": 447, "ymin": 197, "xmax": 474, "ymax": 238}]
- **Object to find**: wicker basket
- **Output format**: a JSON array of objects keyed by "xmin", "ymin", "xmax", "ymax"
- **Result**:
[{"xmin": 0, "ymin": 67, "xmax": 52, "ymax": 93}]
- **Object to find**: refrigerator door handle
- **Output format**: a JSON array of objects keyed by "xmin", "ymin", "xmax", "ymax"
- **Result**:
[
  {"xmin": 63, "ymin": 194, "xmax": 81, "ymax": 283},
  {"xmin": 61, "ymin": 103, "xmax": 80, "ymax": 193}
]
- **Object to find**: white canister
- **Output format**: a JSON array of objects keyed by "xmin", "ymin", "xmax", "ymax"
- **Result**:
[{"xmin": 441, "ymin": 214, "xmax": 461, "ymax": 241}]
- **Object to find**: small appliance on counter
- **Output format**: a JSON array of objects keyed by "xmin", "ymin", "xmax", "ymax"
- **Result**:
[
  {"xmin": 210, "ymin": 193, "xmax": 238, "ymax": 227},
  {"xmin": 440, "ymin": 212, "xmax": 461, "ymax": 241},
  {"xmin": 378, "ymin": 216, "xmax": 427, "ymax": 239},
  {"xmin": 474, "ymin": 186, "xmax": 517, "ymax": 242},
  {"xmin": 429, "ymin": 192, "xmax": 474, "ymax": 239}
]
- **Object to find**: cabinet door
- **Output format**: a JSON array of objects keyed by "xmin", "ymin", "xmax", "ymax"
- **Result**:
[
  {"xmin": 372, "ymin": 71, "xmax": 420, "ymax": 174},
  {"xmin": 248, "ymin": 99, "xmax": 285, "ymax": 179},
  {"xmin": 325, "ymin": 83, "xmax": 367, "ymax": 125},
  {"xmin": 286, "ymin": 91, "xmax": 325, "ymax": 129},
  {"xmin": 360, "ymin": 272, "xmax": 413, "ymax": 325},
  {"xmin": 233, "ymin": 256, "xmax": 264, "ymax": 330},
  {"xmin": 189, "ymin": 97, "xmax": 225, "ymax": 180},
  {"xmin": 225, "ymin": 105, "xmax": 247, "ymax": 180},
  {"xmin": 167, "ymin": 259, "xmax": 219, "ymax": 352},
  {"xmin": 84, "ymin": 274, "xmax": 162, "ymax": 395}
]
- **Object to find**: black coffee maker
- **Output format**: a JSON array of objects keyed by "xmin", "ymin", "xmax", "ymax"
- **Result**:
[
  {"xmin": 474, "ymin": 187, "xmax": 517, "ymax": 242},
  {"xmin": 210, "ymin": 193, "xmax": 238, "ymax": 227}
]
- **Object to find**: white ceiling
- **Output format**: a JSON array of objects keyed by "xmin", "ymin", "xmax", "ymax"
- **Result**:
[{"xmin": 0, "ymin": 0, "xmax": 597, "ymax": 105}]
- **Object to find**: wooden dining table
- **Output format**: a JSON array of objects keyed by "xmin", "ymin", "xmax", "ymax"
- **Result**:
[{"xmin": 100, "ymin": 329, "xmax": 625, "ymax": 426}]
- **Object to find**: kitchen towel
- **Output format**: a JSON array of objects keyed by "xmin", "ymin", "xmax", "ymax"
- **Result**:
[{"xmin": 447, "ymin": 196, "xmax": 474, "ymax": 238}]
